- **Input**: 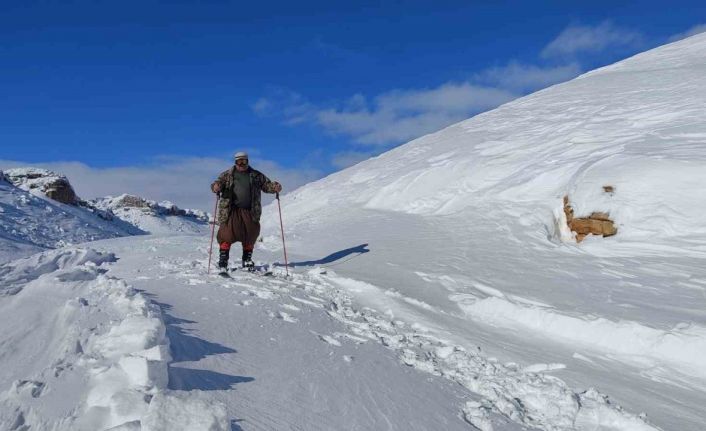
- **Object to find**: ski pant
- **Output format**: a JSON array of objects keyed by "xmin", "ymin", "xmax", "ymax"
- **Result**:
[{"xmin": 217, "ymin": 208, "xmax": 260, "ymax": 252}]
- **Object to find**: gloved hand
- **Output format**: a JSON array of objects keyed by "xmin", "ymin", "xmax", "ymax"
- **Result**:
[
  {"xmin": 272, "ymin": 182, "xmax": 282, "ymax": 193},
  {"xmin": 211, "ymin": 182, "xmax": 221, "ymax": 193}
]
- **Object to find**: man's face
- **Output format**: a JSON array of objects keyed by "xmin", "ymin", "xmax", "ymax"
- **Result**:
[{"xmin": 235, "ymin": 158, "xmax": 248, "ymax": 172}]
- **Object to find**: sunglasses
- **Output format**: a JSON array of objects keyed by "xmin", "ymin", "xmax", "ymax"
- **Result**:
[{"xmin": 235, "ymin": 159, "xmax": 249, "ymax": 166}]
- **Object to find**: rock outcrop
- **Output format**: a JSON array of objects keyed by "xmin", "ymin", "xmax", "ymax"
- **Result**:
[
  {"xmin": 93, "ymin": 194, "xmax": 208, "ymax": 222},
  {"xmin": 563, "ymin": 194, "xmax": 617, "ymax": 243},
  {"xmin": 4, "ymin": 168, "xmax": 78, "ymax": 205}
]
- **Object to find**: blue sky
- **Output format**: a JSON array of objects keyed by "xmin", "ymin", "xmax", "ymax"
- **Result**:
[{"xmin": 1, "ymin": 1, "xmax": 704, "ymax": 210}]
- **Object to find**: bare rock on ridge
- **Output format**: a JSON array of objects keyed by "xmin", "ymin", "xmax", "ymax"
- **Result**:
[{"xmin": 4, "ymin": 168, "xmax": 78, "ymax": 205}]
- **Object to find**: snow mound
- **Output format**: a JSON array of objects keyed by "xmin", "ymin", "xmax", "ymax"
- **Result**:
[
  {"xmin": 0, "ymin": 247, "xmax": 116, "ymax": 296},
  {"xmin": 0, "ymin": 247, "xmax": 228, "ymax": 430}
]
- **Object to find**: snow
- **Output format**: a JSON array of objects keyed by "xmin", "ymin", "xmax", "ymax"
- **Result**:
[
  {"xmin": 3, "ymin": 168, "xmax": 72, "ymax": 195},
  {"xmin": 91, "ymin": 194, "xmax": 209, "ymax": 235},
  {"xmin": 2, "ymin": 33, "xmax": 706, "ymax": 430},
  {"xmin": 256, "ymin": 33, "xmax": 706, "ymax": 430},
  {"xmin": 0, "ymin": 247, "xmax": 228, "ymax": 430},
  {"xmin": 0, "ymin": 172, "xmax": 209, "ymax": 264},
  {"xmin": 0, "ymin": 173, "xmax": 140, "ymax": 264}
]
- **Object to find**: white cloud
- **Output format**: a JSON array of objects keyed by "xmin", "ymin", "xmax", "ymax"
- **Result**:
[
  {"xmin": 253, "ymin": 90, "xmax": 314, "ymax": 125},
  {"xmin": 257, "ymin": 83, "xmax": 517, "ymax": 146},
  {"xmin": 668, "ymin": 24, "xmax": 706, "ymax": 42},
  {"xmin": 541, "ymin": 21, "xmax": 644, "ymax": 58},
  {"xmin": 254, "ymin": 29, "xmax": 595, "ymax": 149},
  {"xmin": 0, "ymin": 156, "xmax": 321, "ymax": 213},
  {"xmin": 255, "ymin": 62, "xmax": 584, "ymax": 147},
  {"xmin": 475, "ymin": 62, "xmax": 582, "ymax": 92},
  {"xmin": 252, "ymin": 98, "xmax": 272, "ymax": 114}
]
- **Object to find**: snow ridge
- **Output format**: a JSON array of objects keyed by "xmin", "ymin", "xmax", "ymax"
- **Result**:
[{"xmin": 0, "ymin": 248, "xmax": 227, "ymax": 431}]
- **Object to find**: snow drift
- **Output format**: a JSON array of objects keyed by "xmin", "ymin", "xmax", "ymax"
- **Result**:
[{"xmin": 0, "ymin": 248, "xmax": 228, "ymax": 430}]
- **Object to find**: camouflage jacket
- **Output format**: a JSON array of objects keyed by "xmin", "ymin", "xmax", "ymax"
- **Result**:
[{"xmin": 212, "ymin": 167, "xmax": 278, "ymax": 224}]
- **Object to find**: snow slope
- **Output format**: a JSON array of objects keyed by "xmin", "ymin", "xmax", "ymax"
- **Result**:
[
  {"xmin": 0, "ymin": 172, "xmax": 142, "ymax": 264},
  {"xmin": 255, "ymin": 33, "xmax": 706, "ymax": 430}
]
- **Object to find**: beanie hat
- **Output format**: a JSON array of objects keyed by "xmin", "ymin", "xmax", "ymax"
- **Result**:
[{"xmin": 234, "ymin": 151, "xmax": 248, "ymax": 161}]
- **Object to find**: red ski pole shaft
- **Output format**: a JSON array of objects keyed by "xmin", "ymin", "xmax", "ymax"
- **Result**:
[
  {"xmin": 276, "ymin": 192, "xmax": 289, "ymax": 276},
  {"xmin": 207, "ymin": 194, "xmax": 220, "ymax": 273}
]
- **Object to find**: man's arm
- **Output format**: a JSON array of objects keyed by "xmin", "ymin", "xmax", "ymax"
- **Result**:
[
  {"xmin": 256, "ymin": 171, "xmax": 282, "ymax": 194},
  {"xmin": 211, "ymin": 170, "xmax": 229, "ymax": 193}
]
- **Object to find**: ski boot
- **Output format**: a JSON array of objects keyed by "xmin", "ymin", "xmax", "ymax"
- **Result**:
[
  {"xmin": 242, "ymin": 250, "xmax": 255, "ymax": 272},
  {"xmin": 218, "ymin": 245, "xmax": 230, "ymax": 274}
]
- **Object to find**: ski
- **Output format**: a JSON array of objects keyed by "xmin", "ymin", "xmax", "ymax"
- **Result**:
[
  {"xmin": 241, "ymin": 266, "xmax": 274, "ymax": 277},
  {"xmin": 213, "ymin": 264, "xmax": 280, "ymax": 278}
]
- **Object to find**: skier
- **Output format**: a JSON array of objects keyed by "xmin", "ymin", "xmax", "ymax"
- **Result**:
[{"xmin": 211, "ymin": 152, "xmax": 282, "ymax": 271}]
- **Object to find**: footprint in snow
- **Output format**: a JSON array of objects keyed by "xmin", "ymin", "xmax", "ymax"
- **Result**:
[
  {"xmin": 315, "ymin": 333, "xmax": 342, "ymax": 347},
  {"xmin": 277, "ymin": 311, "xmax": 298, "ymax": 323},
  {"xmin": 522, "ymin": 363, "xmax": 567, "ymax": 373},
  {"xmin": 290, "ymin": 296, "xmax": 324, "ymax": 308},
  {"xmin": 12, "ymin": 380, "xmax": 45, "ymax": 398}
]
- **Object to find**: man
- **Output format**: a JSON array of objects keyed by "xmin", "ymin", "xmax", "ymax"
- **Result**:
[{"xmin": 211, "ymin": 152, "xmax": 282, "ymax": 271}]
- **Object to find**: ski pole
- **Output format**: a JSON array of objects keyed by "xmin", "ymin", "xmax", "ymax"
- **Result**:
[
  {"xmin": 276, "ymin": 192, "xmax": 289, "ymax": 277},
  {"xmin": 207, "ymin": 194, "xmax": 220, "ymax": 273}
]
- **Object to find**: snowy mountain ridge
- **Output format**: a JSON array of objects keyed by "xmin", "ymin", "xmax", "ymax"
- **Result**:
[
  {"xmin": 0, "ymin": 168, "xmax": 209, "ymax": 262},
  {"xmin": 91, "ymin": 194, "xmax": 208, "ymax": 235},
  {"xmin": 0, "ymin": 170, "xmax": 142, "ymax": 264}
]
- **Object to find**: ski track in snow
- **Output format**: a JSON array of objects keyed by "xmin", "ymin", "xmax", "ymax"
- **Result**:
[{"xmin": 134, "ymin": 239, "xmax": 661, "ymax": 431}]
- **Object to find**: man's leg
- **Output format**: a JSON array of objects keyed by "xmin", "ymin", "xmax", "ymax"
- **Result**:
[
  {"xmin": 218, "ymin": 242, "xmax": 231, "ymax": 269},
  {"xmin": 242, "ymin": 243, "xmax": 254, "ymax": 270},
  {"xmin": 216, "ymin": 210, "xmax": 237, "ymax": 271}
]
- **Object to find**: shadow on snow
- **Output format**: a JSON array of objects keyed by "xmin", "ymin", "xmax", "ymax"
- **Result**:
[
  {"xmin": 277, "ymin": 243, "xmax": 370, "ymax": 268},
  {"xmin": 168, "ymin": 367, "xmax": 254, "ymax": 391},
  {"xmin": 146, "ymin": 297, "xmax": 255, "ymax": 392}
]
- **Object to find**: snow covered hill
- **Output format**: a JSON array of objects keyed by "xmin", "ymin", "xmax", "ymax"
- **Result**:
[
  {"xmin": 0, "ymin": 170, "xmax": 142, "ymax": 263},
  {"xmin": 257, "ymin": 33, "xmax": 706, "ymax": 430},
  {"xmin": 2, "ymin": 34, "xmax": 706, "ymax": 431},
  {"xmin": 0, "ymin": 169, "xmax": 209, "ymax": 263}
]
